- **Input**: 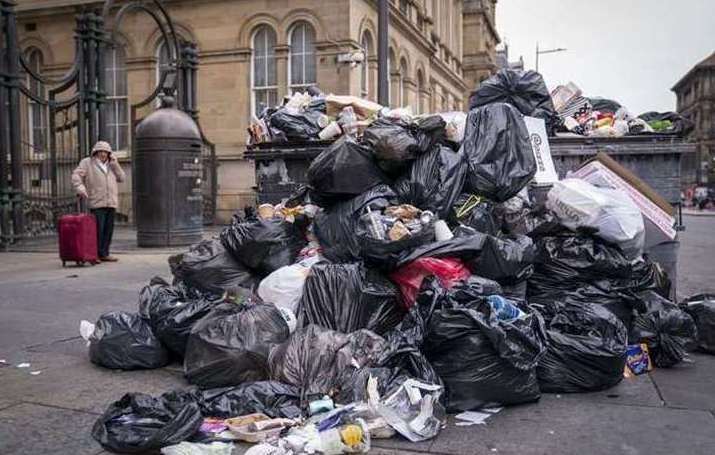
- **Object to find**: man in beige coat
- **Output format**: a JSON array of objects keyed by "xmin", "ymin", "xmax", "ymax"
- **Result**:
[{"xmin": 71, "ymin": 141, "xmax": 126, "ymax": 262}]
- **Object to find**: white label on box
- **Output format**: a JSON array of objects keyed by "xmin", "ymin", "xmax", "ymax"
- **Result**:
[{"xmin": 523, "ymin": 116, "xmax": 559, "ymax": 184}]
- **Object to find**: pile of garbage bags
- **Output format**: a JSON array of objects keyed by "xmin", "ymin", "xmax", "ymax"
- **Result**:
[
  {"xmin": 85, "ymin": 75, "xmax": 706, "ymax": 454},
  {"xmin": 548, "ymin": 78, "xmax": 694, "ymax": 138}
]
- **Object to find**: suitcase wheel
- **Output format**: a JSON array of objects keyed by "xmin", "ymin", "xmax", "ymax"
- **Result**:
[
  {"xmin": 62, "ymin": 261, "xmax": 66, "ymax": 267},
  {"xmin": 76, "ymin": 261, "xmax": 83, "ymax": 267}
]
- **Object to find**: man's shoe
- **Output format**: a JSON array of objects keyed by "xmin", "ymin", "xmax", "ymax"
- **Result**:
[{"xmin": 100, "ymin": 256, "xmax": 119, "ymax": 262}]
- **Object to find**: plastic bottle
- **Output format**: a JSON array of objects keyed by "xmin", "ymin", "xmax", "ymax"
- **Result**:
[{"xmin": 486, "ymin": 295, "xmax": 524, "ymax": 321}]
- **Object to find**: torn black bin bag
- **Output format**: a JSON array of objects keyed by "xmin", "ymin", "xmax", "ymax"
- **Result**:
[
  {"xmin": 220, "ymin": 217, "xmax": 306, "ymax": 276},
  {"xmin": 184, "ymin": 301, "xmax": 290, "ymax": 388},
  {"xmin": 451, "ymin": 194, "xmax": 499, "ymax": 236},
  {"xmin": 89, "ymin": 311, "xmax": 169, "ymax": 370},
  {"xmin": 314, "ymin": 184, "xmax": 397, "ymax": 263},
  {"xmin": 630, "ymin": 291, "xmax": 697, "ymax": 368},
  {"xmin": 419, "ymin": 278, "xmax": 546, "ymax": 411},
  {"xmin": 307, "ymin": 136, "xmax": 389, "ymax": 207},
  {"xmin": 394, "ymin": 144, "xmax": 467, "ymax": 219},
  {"xmin": 92, "ymin": 391, "xmax": 203, "ymax": 454},
  {"xmin": 296, "ymin": 263, "xmax": 405, "ymax": 335},
  {"xmin": 681, "ymin": 294, "xmax": 715, "ymax": 354},
  {"xmin": 169, "ymin": 238, "xmax": 259, "ymax": 294},
  {"xmin": 468, "ymin": 69, "xmax": 560, "ymax": 134},
  {"xmin": 588, "ymin": 97, "xmax": 622, "ymax": 115},
  {"xmin": 335, "ymin": 367, "xmax": 409, "ymax": 404},
  {"xmin": 198, "ymin": 381, "xmax": 302, "ymax": 419},
  {"xmin": 269, "ymin": 325, "xmax": 386, "ymax": 400},
  {"xmin": 268, "ymin": 109, "xmax": 323, "ymax": 140},
  {"xmin": 536, "ymin": 301, "xmax": 627, "ymax": 393},
  {"xmin": 460, "ymin": 103, "xmax": 536, "ymax": 202},
  {"xmin": 356, "ymin": 217, "xmax": 435, "ymax": 271}
]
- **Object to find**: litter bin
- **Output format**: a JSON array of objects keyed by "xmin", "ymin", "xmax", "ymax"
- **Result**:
[
  {"xmin": 244, "ymin": 141, "xmax": 332, "ymax": 205},
  {"xmin": 134, "ymin": 97, "xmax": 204, "ymax": 247}
]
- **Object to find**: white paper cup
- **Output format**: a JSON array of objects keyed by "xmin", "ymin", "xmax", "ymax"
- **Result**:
[
  {"xmin": 318, "ymin": 121, "xmax": 342, "ymax": 140},
  {"xmin": 434, "ymin": 220, "xmax": 454, "ymax": 241}
]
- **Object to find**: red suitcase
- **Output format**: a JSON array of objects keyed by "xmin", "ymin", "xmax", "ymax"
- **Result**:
[{"xmin": 58, "ymin": 202, "xmax": 98, "ymax": 267}]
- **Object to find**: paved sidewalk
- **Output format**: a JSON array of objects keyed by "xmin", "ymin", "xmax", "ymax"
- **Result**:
[{"xmin": 1, "ymin": 215, "xmax": 714, "ymax": 454}]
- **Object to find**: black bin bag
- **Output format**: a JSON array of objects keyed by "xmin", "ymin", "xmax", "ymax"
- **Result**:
[
  {"xmin": 468, "ymin": 69, "xmax": 560, "ymax": 134},
  {"xmin": 630, "ymin": 291, "xmax": 697, "ymax": 368},
  {"xmin": 92, "ymin": 391, "xmax": 203, "ymax": 454},
  {"xmin": 419, "ymin": 278, "xmax": 546, "ymax": 411},
  {"xmin": 451, "ymin": 194, "xmax": 499, "ymax": 236},
  {"xmin": 184, "ymin": 300, "xmax": 290, "ymax": 388},
  {"xmin": 169, "ymin": 238, "xmax": 259, "ymax": 294},
  {"xmin": 268, "ymin": 109, "xmax": 323, "ymax": 140},
  {"xmin": 138, "ymin": 277, "xmax": 218, "ymax": 358},
  {"xmin": 536, "ymin": 301, "xmax": 627, "ymax": 393},
  {"xmin": 268, "ymin": 324, "xmax": 386, "ymax": 400},
  {"xmin": 198, "ymin": 381, "xmax": 302, "ymax": 419},
  {"xmin": 394, "ymin": 144, "xmax": 468, "ymax": 219},
  {"xmin": 89, "ymin": 311, "xmax": 169, "ymax": 370},
  {"xmin": 314, "ymin": 184, "xmax": 395, "ymax": 263},
  {"xmin": 307, "ymin": 136, "xmax": 388, "ymax": 207},
  {"xmin": 220, "ymin": 217, "xmax": 306, "ymax": 276},
  {"xmin": 296, "ymin": 262, "xmax": 405, "ymax": 335},
  {"xmin": 681, "ymin": 294, "xmax": 715, "ymax": 354},
  {"xmin": 460, "ymin": 103, "xmax": 536, "ymax": 202}
]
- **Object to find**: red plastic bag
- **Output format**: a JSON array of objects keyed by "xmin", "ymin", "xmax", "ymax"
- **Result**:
[{"xmin": 390, "ymin": 257, "xmax": 471, "ymax": 309}]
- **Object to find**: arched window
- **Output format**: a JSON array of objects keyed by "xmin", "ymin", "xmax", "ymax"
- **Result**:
[
  {"xmin": 105, "ymin": 45, "xmax": 129, "ymax": 150},
  {"xmin": 360, "ymin": 31, "xmax": 373, "ymax": 99},
  {"xmin": 26, "ymin": 48, "xmax": 47, "ymax": 155},
  {"xmin": 416, "ymin": 69, "xmax": 425, "ymax": 114},
  {"xmin": 288, "ymin": 22, "xmax": 316, "ymax": 93},
  {"xmin": 155, "ymin": 39, "xmax": 172, "ymax": 88},
  {"xmin": 400, "ymin": 58, "xmax": 409, "ymax": 108},
  {"xmin": 252, "ymin": 25, "xmax": 277, "ymax": 116}
]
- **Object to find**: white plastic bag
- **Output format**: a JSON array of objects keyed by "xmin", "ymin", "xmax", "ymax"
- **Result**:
[
  {"xmin": 258, "ymin": 256, "xmax": 320, "ymax": 314},
  {"xmin": 546, "ymin": 178, "xmax": 645, "ymax": 258},
  {"xmin": 438, "ymin": 111, "xmax": 467, "ymax": 143}
]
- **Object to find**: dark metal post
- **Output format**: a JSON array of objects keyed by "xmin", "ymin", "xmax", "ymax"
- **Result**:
[
  {"xmin": 75, "ymin": 14, "xmax": 88, "ymax": 159},
  {"xmin": 95, "ymin": 13, "xmax": 108, "ymax": 142},
  {"xmin": 377, "ymin": 0, "xmax": 389, "ymax": 106},
  {"xmin": 0, "ymin": 2, "xmax": 10, "ymax": 246},
  {"xmin": 5, "ymin": 0, "xmax": 23, "ymax": 238},
  {"xmin": 86, "ymin": 13, "xmax": 99, "ymax": 146}
]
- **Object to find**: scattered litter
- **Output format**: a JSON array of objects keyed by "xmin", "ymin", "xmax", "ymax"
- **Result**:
[
  {"xmin": 161, "ymin": 441, "xmax": 234, "ymax": 455},
  {"xmin": 454, "ymin": 407, "xmax": 502, "ymax": 426},
  {"xmin": 30, "ymin": 371, "xmax": 42, "ymax": 376},
  {"xmin": 16, "ymin": 363, "xmax": 30, "ymax": 368}
]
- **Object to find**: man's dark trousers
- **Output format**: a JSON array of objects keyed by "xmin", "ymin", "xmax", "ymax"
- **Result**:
[{"xmin": 91, "ymin": 207, "xmax": 115, "ymax": 258}]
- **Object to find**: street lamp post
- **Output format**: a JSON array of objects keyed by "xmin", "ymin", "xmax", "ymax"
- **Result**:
[{"xmin": 535, "ymin": 42, "xmax": 567, "ymax": 73}]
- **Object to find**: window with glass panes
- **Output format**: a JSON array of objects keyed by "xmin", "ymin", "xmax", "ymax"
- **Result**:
[
  {"xmin": 288, "ymin": 22, "xmax": 316, "ymax": 93},
  {"xmin": 252, "ymin": 25, "xmax": 278, "ymax": 116},
  {"xmin": 26, "ymin": 49, "xmax": 47, "ymax": 155},
  {"xmin": 105, "ymin": 46, "xmax": 129, "ymax": 150}
]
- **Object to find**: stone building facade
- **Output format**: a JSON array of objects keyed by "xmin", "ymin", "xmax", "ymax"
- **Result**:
[
  {"xmin": 672, "ymin": 51, "xmax": 715, "ymax": 184},
  {"xmin": 15, "ymin": 0, "xmax": 499, "ymax": 222}
]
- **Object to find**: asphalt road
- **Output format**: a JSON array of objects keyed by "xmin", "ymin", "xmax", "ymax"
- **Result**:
[{"xmin": 1, "ymin": 214, "xmax": 714, "ymax": 455}]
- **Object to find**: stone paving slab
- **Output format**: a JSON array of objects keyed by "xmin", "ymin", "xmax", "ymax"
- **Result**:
[
  {"xmin": 651, "ymin": 353, "xmax": 715, "ymax": 411},
  {"xmin": 0, "ymin": 349, "xmax": 186, "ymax": 415},
  {"xmin": 542, "ymin": 372, "xmax": 664, "ymax": 408},
  {"xmin": 0, "ymin": 403, "xmax": 100, "ymax": 455},
  {"xmin": 430, "ymin": 395, "xmax": 715, "ymax": 455}
]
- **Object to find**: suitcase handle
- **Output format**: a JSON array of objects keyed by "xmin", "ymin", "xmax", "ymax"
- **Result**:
[{"xmin": 76, "ymin": 195, "xmax": 87, "ymax": 214}]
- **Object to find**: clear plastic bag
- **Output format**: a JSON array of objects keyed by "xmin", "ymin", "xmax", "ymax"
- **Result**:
[{"xmin": 546, "ymin": 178, "xmax": 645, "ymax": 259}]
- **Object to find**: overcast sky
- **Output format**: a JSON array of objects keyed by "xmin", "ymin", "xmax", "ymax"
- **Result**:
[{"xmin": 495, "ymin": 0, "xmax": 715, "ymax": 114}]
